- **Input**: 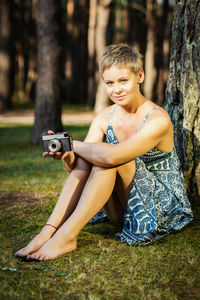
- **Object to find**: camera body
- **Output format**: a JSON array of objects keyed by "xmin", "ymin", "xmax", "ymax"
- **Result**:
[{"xmin": 42, "ymin": 132, "xmax": 73, "ymax": 153}]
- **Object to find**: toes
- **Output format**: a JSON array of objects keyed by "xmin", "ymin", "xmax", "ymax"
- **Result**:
[
  {"xmin": 15, "ymin": 248, "xmax": 25, "ymax": 257},
  {"xmin": 15, "ymin": 244, "xmax": 34, "ymax": 257},
  {"xmin": 38, "ymin": 253, "xmax": 46, "ymax": 262},
  {"xmin": 43, "ymin": 256, "xmax": 50, "ymax": 261},
  {"xmin": 26, "ymin": 254, "xmax": 34, "ymax": 261},
  {"xmin": 30, "ymin": 251, "xmax": 44, "ymax": 262},
  {"xmin": 24, "ymin": 250, "xmax": 39, "ymax": 261}
]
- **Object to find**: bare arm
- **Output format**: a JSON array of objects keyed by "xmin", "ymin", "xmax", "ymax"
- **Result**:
[
  {"xmin": 73, "ymin": 115, "xmax": 172, "ymax": 167},
  {"xmin": 43, "ymin": 110, "xmax": 107, "ymax": 171},
  {"xmin": 62, "ymin": 113, "xmax": 106, "ymax": 171}
]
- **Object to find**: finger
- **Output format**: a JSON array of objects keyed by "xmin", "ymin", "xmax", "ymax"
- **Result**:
[
  {"xmin": 51, "ymin": 151, "xmax": 71, "ymax": 160},
  {"xmin": 55, "ymin": 152, "xmax": 66, "ymax": 160},
  {"xmin": 48, "ymin": 152, "xmax": 55, "ymax": 158},
  {"xmin": 43, "ymin": 152, "xmax": 54, "ymax": 158},
  {"xmin": 56, "ymin": 152, "xmax": 63, "ymax": 160},
  {"xmin": 47, "ymin": 130, "xmax": 54, "ymax": 135},
  {"xmin": 43, "ymin": 152, "xmax": 49, "ymax": 157},
  {"xmin": 52, "ymin": 152, "xmax": 62, "ymax": 160}
]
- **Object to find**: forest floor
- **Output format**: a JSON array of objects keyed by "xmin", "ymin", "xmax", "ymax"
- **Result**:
[
  {"xmin": 0, "ymin": 108, "xmax": 95, "ymax": 125},
  {"xmin": 0, "ymin": 113, "xmax": 200, "ymax": 299}
]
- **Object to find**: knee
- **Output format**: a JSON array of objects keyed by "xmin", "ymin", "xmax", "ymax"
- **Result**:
[
  {"xmin": 91, "ymin": 165, "xmax": 117, "ymax": 175},
  {"xmin": 116, "ymin": 160, "xmax": 136, "ymax": 176},
  {"xmin": 73, "ymin": 157, "xmax": 92, "ymax": 173}
]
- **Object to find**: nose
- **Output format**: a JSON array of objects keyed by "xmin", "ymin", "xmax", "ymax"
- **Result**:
[{"xmin": 113, "ymin": 83, "xmax": 122, "ymax": 93}]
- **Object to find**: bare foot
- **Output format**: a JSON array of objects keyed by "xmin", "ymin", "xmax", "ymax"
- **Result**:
[
  {"xmin": 27, "ymin": 232, "xmax": 77, "ymax": 261},
  {"xmin": 15, "ymin": 226, "xmax": 56, "ymax": 258}
]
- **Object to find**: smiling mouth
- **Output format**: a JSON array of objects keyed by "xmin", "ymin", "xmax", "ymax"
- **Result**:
[{"xmin": 114, "ymin": 95, "xmax": 126, "ymax": 100}]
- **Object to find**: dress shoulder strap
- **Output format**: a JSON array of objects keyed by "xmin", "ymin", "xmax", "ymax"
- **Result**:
[
  {"xmin": 136, "ymin": 106, "xmax": 161, "ymax": 132},
  {"xmin": 109, "ymin": 105, "xmax": 116, "ymax": 126}
]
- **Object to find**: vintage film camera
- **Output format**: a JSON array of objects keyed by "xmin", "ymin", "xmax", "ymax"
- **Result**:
[{"xmin": 42, "ymin": 132, "xmax": 73, "ymax": 153}]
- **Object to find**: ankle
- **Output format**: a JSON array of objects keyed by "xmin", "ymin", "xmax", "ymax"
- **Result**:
[
  {"xmin": 55, "ymin": 228, "xmax": 77, "ymax": 243},
  {"xmin": 40, "ymin": 226, "xmax": 56, "ymax": 238}
]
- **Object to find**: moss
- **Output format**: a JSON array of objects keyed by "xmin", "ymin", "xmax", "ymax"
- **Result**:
[{"xmin": 0, "ymin": 123, "xmax": 200, "ymax": 299}]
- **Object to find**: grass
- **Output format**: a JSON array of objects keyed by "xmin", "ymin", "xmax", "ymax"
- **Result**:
[{"xmin": 0, "ymin": 122, "xmax": 200, "ymax": 300}]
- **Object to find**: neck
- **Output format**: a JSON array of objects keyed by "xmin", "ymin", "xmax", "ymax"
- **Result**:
[{"xmin": 123, "ymin": 94, "xmax": 147, "ymax": 114}]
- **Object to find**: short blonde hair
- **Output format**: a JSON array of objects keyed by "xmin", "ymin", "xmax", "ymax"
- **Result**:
[{"xmin": 99, "ymin": 44, "xmax": 143, "ymax": 75}]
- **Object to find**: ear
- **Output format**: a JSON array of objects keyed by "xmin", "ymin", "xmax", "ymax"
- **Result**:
[{"xmin": 137, "ymin": 69, "xmax": 144, "ymax": 84}]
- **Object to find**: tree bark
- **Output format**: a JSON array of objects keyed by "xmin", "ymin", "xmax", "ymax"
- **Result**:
[
  {"xmin": 94, "ymin": 0, "xmax": 112, "ymax": 114},
  {"xmin": 87, "ymin": 0, "xmax": 97, "ymax": 106},
  {"xmin": 0, "ymin": 0, "xmax": 14, "ymax": 111},
  {"xmin": 64, "ymin": 0, "xmax": 89, "ymax": 105},
  {"xmin": 32, "ymin": 0, "xmax": 62, "ymax": 144},
  {"xmin": 156, "ymin": 0, "xmax": 170, "ymax": 105},
  {"xmin": 165, "ymin": 0, "xmax": 200, "ymax": 202},
  {"xmin": 143, "ymin": 0, "xmax": 157, "ymax": 100},
  {"xmin": 127, "ymin": 1, "xmax": 147, "ymax": 53},
  {"xmin": 114, "ymin": 1, "xmax": 128, "ymax": 43}
]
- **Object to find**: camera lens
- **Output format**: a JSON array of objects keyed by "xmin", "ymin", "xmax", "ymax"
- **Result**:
[{"xmin": 48, "ymin": 139, "xmax": 61, "ymax": 152}]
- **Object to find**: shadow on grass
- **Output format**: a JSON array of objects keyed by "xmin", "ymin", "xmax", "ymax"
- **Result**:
[{"xmin": 0, "ymin": 124, "xmax": 200, "ymax": 299}]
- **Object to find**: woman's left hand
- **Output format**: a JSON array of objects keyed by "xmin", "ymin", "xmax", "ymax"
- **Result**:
[{"xmin": 43, "ymin": 130, "xmax": 71, "ymax": 160}]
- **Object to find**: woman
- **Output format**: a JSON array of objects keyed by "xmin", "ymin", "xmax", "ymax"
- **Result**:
[{"xmin": 15, "ymin": 44, "xmax": 193, "ymax": 261}]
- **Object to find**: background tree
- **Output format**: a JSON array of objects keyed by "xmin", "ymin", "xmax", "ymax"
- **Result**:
[
  {"xmin": 143, "ymin": 0, "xmax": 157, "ymax": 100},
  {"xmin": 87, "ymin": 0, "xmax": 97, "ymax": 107},
  {"xmin": 32, "ymin": 0, "xmax": 63, "ymax": 144},
  {"xmin": 94, "ymin": 0, "xmax": 112, "ymax": 114},
  {"xmin": 0, "ymin": 0, "xmax": 14, "ymax": 111},
  {"xmin": 156, "ymin": 0, "xmax": 170, "ymax": 105},
  {"xmin": 126, "ymin": 0, "xmax": 147, "ymax": 52},
  {"xmin": 165, "ymin": 0, "xmax": 200, "ymax": 202},
  {"xmin": 0, "ymin": 0, "xmax": 174, "ymax": 113},
  {"xmin": 64, "ymin": 0, "xmax": 89, "ymax": 105}
]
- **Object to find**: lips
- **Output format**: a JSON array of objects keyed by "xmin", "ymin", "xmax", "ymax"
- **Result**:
[{"xmin": 114, "ymin": 95, "xmax": 126, "ymax": 101}]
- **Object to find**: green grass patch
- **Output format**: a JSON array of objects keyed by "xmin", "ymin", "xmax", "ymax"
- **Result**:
[{"xmin": 0, "ymin": 122, "xmax": 200, "ymax": 299}]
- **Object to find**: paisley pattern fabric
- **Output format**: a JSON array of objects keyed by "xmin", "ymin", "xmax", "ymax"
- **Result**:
[{"xmin": 89, "ymin": 106, "xmax": 193, "ymax": 245}]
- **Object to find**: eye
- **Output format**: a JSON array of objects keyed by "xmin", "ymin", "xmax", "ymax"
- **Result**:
[
  {"xmin": 121, "ymin": 79, "xmax": 128, "ymax": 83},
  {"xmin": 106, "ymin": 81, "xmax": 113, "ymax": 86}
]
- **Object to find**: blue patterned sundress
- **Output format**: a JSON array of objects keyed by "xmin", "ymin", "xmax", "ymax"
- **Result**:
[{"xmin": 89, "ymin": 106, "xmax": 193, "ymax": 245}]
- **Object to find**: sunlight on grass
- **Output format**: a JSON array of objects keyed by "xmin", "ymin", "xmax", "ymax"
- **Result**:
[{"xmin": 0, "ymin": 123, "xmax": 199, "ymax": 299}]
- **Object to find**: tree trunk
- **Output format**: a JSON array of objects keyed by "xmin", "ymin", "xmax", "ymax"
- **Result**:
[
  {"xmin": 114, "ymin": 1, "xmax": 128, "ymax": 43},
  {"xmin": 143, "ymin": 0, "xmax": 157, "ymax": 100},
  {"xmin": 156, "ymin": 0, "xmax": 170, "ymax": 105},
  {"xmin": 87, "ymin": 0, "xmax": 97, "ymax": 106},
  {"xmin": 127, "ymin": 1, "xmax": 147, "ymax": 53},
  {"xmin": 32, "ymin": 0, "xmax": 62, "ymax": 144},
  {"xmin": 94, "ymin": 0, "xmax": 112, "ymax": 114},
  {"xmin": 64, "ymin": 0, "xmax": 89, "ymax": 105},
  {"xmin": 165, "ymin": 0, "xmax": 200, "ymax": 202},
  {"xmin": 0, "ymin": 0, "xmax": 14, "ymax": 111}
]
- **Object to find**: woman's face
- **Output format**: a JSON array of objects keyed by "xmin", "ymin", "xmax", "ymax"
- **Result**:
[{"xmin": 102, "ymin": 65, "xmax": 144, "ymax": 106}]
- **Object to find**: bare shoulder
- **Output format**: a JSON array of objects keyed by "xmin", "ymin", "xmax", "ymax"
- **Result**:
[
  {"xmin": 84, "ymin": 105, "xmax": 114, "ymax": 142},
  {"xmin": 141, "ymin": 101, "xmax": 173, "ymax": 134},
  {"xmin": 93, "ymin": 105, "xmax": 114, "ymax": 133},
  {"xmin": 146, "ymin": 100, "xmax": 171, "ymax": 121},
  {"xmin": 151, "ymin": 109, "xmax": 173, "ymax": 137},
  {"xmin": 154, "ymin": 106, "xmax": 172, "ymax": 127},
  {"xmin": 143, "ymin": 103, "xmax": 174, "ymax": 150}
]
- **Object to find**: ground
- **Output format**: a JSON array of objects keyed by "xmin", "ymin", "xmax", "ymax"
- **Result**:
[{"xmin": 0, "ymin": 109, "xmax": 199, "ymax": 299}]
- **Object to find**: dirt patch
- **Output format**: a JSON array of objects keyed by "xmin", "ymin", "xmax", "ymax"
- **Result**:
[
  {"xmin": 0, "ymin": 191, "xmax": 48, "ymax": 210},
  {"xmin": 0, "ymin": 110, "xmax": 95, "ymax": 125}
]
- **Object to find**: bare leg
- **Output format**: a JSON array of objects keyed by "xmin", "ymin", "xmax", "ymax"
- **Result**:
[
  {"xmin": 30, "ymin": 161, "xmax": 135, "ymax": 261},
  {"xmin": 103, "ymin": 160, "xmax": 136, "ymax": 225},
  {"xmin": 15, "ymin": 158, "xmax": 91, "ymax": 257}
]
